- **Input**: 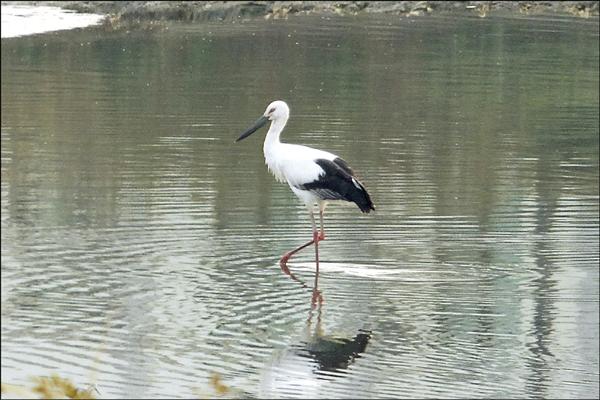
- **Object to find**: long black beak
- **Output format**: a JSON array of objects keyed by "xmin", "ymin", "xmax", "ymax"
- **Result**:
[{"xmin": 235, "ymin": 115, "xmax": 270, "ymax": 142}]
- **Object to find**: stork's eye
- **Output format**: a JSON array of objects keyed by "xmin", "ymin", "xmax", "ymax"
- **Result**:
[{"xmin": 269, "ymin": 107, "xmax": 276, "ymax": 114}]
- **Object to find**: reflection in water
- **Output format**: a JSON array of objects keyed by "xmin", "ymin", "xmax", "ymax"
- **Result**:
[
  {"xmin": 260, "ymin": 281, "xmax": 372, "ymax": 397},
  {"xmin": 275, "ymin": 257, "xmax": 373, "ymax": 380},
  {"xmin": 299, "ymin": 305, "xmax": 371, "ymax": 374}
]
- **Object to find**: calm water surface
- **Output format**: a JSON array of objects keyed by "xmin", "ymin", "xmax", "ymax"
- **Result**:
[{"xmin": 1, "ymin": 13, "xmax": 599, "ymax": 399}]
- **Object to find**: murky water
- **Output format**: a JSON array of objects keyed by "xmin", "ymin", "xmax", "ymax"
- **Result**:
[{"xmin": 2, "ymin": 13, "xmax": 599, "ymax": 399}]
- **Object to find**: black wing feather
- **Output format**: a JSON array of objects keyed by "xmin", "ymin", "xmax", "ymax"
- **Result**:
[
  {"xmin": 298, "ymin": 158, "xmax": 375, "ymax": 213},
  {"xmin": 332, "ymin": 157, "xmax": 355, "ymax": 176}
]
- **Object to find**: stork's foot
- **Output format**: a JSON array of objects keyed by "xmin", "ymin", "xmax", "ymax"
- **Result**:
[
  {"xmin": 279, "ymin": 253, "xmax": 292, "ymax": 269},
  {"xmin": 318, "ymin": 230, "xmax": 325, "ymax": 241}
]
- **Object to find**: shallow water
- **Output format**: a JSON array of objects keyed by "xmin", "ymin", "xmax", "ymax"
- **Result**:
[{"xmin": 1, "ymin": 12, "xmax": 599, "ymax": 399}]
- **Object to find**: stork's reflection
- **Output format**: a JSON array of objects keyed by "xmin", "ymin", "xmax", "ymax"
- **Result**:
[
  {"xmin": 279, "ymin": 261, "xmax": 372, "ymax": 373},
  {"xmin": 301, "ymin": 301, "xmax": 372, "ymax": 372}
]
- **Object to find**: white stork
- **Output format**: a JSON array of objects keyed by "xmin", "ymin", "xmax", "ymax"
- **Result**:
[{"xmin": 235, "ymin": 100, "xmax": 374, "ymax": 280}]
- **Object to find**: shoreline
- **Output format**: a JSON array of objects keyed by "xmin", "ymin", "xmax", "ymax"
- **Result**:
[{"xmin": 3, "ymin": 1, "xmax": 599, "ymax": 22}]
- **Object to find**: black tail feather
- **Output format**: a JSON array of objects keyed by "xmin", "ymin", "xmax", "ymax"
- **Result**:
[{"xmin": 350, "ymin": 180, "xmax": 375, "ymax": 213}]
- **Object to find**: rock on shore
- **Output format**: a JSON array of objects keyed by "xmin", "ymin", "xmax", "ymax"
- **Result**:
[{"xmin": 5, "ymin": 1, "xmax": 599, "ymax": 21}]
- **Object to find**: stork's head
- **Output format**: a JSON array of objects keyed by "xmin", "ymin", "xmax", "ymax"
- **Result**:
[
  {"xmin": 235, "ymin": 100, "xmax": 289, "ymax": 142},
  {"xmin": 264, "ymin": 100, "xmax": 289, "ymax": 121}
]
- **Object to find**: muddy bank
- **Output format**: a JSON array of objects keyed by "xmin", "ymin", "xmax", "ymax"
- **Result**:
[{"xmin": 5, "ymin": 1, "xmax": 600, "ymax": 22}]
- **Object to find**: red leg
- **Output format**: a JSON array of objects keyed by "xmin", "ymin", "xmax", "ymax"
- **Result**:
[
  {"xmin": 279, "ymin": 238, "xmax": 315, "ymax": 268},
  {"xmin": 278, "ymin": 209, "xmax": 325, "ymax": 307},
  {"xmin": 279, "ymin": 232, "xmax": 325, "ymax": 266},
  {"xmin": 280, "ymin": 207, "xmax": 326, "ymax": 293}
]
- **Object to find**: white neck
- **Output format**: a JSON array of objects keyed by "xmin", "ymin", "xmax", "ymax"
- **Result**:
[{"xmin": 263, "ymin": 117, "xmax": 287, "ymax": 157}]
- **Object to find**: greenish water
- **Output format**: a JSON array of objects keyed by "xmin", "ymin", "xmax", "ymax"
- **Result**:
[{"xmin": 1, "ymin": 13, "xmax": 598, "ymax": 399}]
